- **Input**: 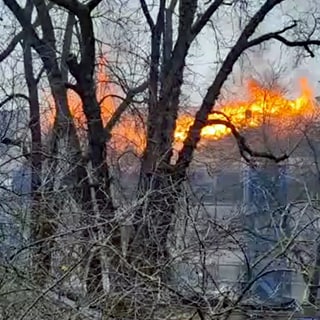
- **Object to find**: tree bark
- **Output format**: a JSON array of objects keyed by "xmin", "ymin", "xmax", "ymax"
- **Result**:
[
  {"xmin": 56, "ymin": 2, "xmax": 118, "ymax": 295},
  {"xmin": 134, "ymin": 0, "xmax": 288, "ymax": 280},
  {"xmin": 22, "ymin": 1, "xmax": 53, "ymax": 285},
  {"xmin": 134, "ymin": 0, "xmax": 198, "ymax": 276},
  {"xmin": 5, "ymin": 0, "xmax": 96, "ymax": 290},
  {"xmin": 22, "ymin": 36, "xmax": 51, "ymax": 285}
]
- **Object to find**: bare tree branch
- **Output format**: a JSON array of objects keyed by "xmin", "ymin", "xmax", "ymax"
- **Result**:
[
  {"xmin": 0, "ymin": 32, "xmax": 23, "ymax": 63},
  {"xmin": 33, "ymin": 0, "xmax": 56, "ymax": 47},
  {"xmin": 177, "ymin": 0, "xmax": 286, "ymax": 172},
  {"xmin": 50, "ymin": 0, "xmax": 99, "ymax": 17},
  {"xmin": 3, "ymin": 0, "xmax": 49, "ymax": 62},
  {"xmin": 104, "ymin": 81, "xmax": 148, "ymax": 139},
  {"xmin": 61, "ymin": 12, "xmax": 76, "ymax": 82},
  {"xmin": 155, "ymin": 0, "xmax": 166, "ymax": 31},
  {"xmin": 87, "ymin": 0, "xmax": 103, "ymax": 11},
  {"xmin": 161, "ymin": 5, "xmax": 174, "ymax": 79},
  {"xmin": 4, "ymin": 0, "xmax": 82, "ymax": 131},
  {"xmin": 247, "ymin": 21, "xmax": 297, "ymax": 47},
  {"xmin": 0, "ymin": 93, "xmax": 30, "ymax": 107},
  {"xmin": 190, "ymin": 0, "xmax": 224, "ymax": 38},
  {"xmin": 247, "ymin": 21, "xmax": 320, "ymax": 58},
  {"xmin": 35, "ymin": 66, "xmax": 45, "ymax": 84},
  {"xmin": 145, "ymin": 0, "xmax": 165, "ymax": 112},
  {"xmin": 49, "ymin": 0, "xmax": 84, "ymax": 14},
  {"xmin": 52, "ymin": 1, "xmax": 95, "ymax": 79},
  {"xmin": 248, "ymin": 31, "xmax": 320, "ymax": 57},
  {"xmin": 65, "ymin": 53, "xmax": 80, "ymax": 80},
  {"xmin": 3, "ymin": 0, "xmax": 56, "ymax": 65},
  {"xmin": 160, "ymin": 0, "xmax": 178, "ymax": 92},
  {"xmin": 246, "ymin": 22, "xmax": 298, "ymax": 47},
  {"xmin": 139, "ymin": 0, "xmax": 155, "ymax": 31},
  {"xmin": 177, "ymin": 0, "xmax": 198, "ymax": 39},
  {"xmin": 206, "ymin": 118, "xmax": 288, "ymax": 163},
  {"xmin": 0, "ymin": 2, "xmax": 54, "ymax": 63},
  {"xmin": 159, "ymin": 0, "xmax": 198, "ymax": 95},
  {"xmin": 271, "ymin": 35, "xmax": 320, "ymax": 57}
]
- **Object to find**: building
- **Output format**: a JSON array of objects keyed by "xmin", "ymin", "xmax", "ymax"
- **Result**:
[
  {"xmin": 0, "ymin": 107, "xmax": 29, "ymax": 261},
  {"xmin": 169, "ymin": 121, "xmax": 320, "ymax": 311},
  {"xmin": 1, "ymin": 102, "xmax": 320, "ymax": 315}
]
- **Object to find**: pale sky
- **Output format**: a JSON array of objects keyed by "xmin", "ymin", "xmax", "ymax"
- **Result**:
[
  {"xmin": 184, "ymin": 0, "xmax": 320, "ymax": 104},
  {"xmin": 98, "ymin": 0, "xmax": 320, "ymax": 106},
  {"xmin": 1, "ymin": 0, "xmax": 320, "ymax": 107}
]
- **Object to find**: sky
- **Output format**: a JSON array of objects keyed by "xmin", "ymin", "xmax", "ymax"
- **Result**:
[
  {"xmin": 183, "ymin": 0, "xmax": 320, "ymax": 105},
  {"xmin": 97, "ymin": 0, "xmax": 320, "ymax": 106},
  {"xmin": 1, "ymin": 1, "xmax": 320, "ymax": 107}
]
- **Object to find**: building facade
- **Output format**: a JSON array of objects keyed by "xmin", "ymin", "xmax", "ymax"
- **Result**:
[{"xmin": 175, "ymin": 145, "xmax": 320, "ymax": 307}]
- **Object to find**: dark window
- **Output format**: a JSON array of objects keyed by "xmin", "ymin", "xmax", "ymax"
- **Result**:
[
  {"xmin": 215, "ymin": 171, "xmax": 242, "ymax": 202},
  {"xmin": 189, "ymin": 169, "xmax": 243, "ymax": 203}
]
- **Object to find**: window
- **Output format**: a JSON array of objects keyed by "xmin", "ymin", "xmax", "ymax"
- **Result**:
[
  {"xmin": 189, "ymin": 169, "xmax": 243, "ymax": 203},
  {"xmin": 215, "ymin": 171, "xmax": 242, "ymax": 202}
]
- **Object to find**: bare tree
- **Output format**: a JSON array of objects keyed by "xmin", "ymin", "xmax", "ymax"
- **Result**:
[
  {"xmin": 1, "ymin": 0, "xmax": 320, "ymax": 318},
  {"xmin": 129, "ymin": 0, "xmax": 320, "ymax": 280},
  {"xmin": 21, "ymin": 0, "xmax": 47, "ymax": 285}
]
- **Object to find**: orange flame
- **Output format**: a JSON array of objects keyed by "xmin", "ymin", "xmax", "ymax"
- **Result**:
[
  {"xmin": 174, "ymin": 77, "xmax": 317, "ymax": 144},
  {"xmin": 42, "ymin": 58, "xmax": 146, "ymax": 153},
  {"xmin": 43, "ymin": 59, "xmax": 317, "ymax": 154}
]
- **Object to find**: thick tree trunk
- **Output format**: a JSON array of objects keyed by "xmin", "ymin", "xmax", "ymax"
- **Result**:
[
  {"xmin": 130, "ymin": 1, "xmax": 200, "ymax": 278},
  {"xmin": 135, "ymin": 55, "xmax": 188, "ymax": 279},
  {"xmin": 135, "ymin": 93, "xmax": 183, "ymax": 275},
  {"xmin": 59, "ymin": 5, "xmax": 120, "ymax": 296},
  {"xmin": 81, "ymin": 90, "xmax": 117, "ymax": 295},
  {"xmin": 20, "ymin": 0, "xmax": 92, "ymax": 288},
  {"xmin": 23, "ymin": 39, "xmax": 50, "ymax": 285},
  {"xmin": 133, "ymin": 170, "xmax": 177, "ymax": 276},
  {"xmin": 21, "ymin": 0, "xmax": 55, "ymax": 282}
]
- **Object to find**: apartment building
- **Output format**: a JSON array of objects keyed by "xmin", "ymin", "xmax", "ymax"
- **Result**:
[
  {"xmin": 170, "ymin": 124, "xmax": 320, "ymax": 309},
  {"xmin": 1, "ymin": 102, "xmax": 320, "ymax": 313}
]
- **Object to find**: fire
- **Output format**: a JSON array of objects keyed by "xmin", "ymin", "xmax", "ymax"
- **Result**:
[
  {"xmin": 42, "ymin": 58, "xmax": 146, "ymax": 153},
  {"xmin": 62, "ymin": 59, "xmax": 116, "ymax": 129},
  {"xmin": 43, "ymin": 58, "xmax": 317, "ymax": 154},
  {"xmin": 174, "ymin": 77, "xmax": 317, "ymax": 144}
]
